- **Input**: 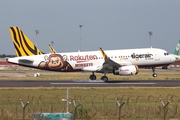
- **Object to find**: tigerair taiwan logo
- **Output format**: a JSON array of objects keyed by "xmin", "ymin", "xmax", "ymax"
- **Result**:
[{"xmin": 131, "ymin": 52, "xmax": 153, "ymax": 61}]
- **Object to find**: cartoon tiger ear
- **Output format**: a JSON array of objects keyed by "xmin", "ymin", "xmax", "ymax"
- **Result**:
[
  {"xmin": 44, "ymin": 55, "xmax": 49, "ymax": 61},
  {"xmin": 63, "ymin": 55, "xmax": 67, "ymax": 61}
]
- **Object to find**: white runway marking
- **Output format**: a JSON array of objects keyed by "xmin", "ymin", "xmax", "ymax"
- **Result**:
[{"xmin": 50, "ymin": 83, "xmax": 156, "ymax": 85}]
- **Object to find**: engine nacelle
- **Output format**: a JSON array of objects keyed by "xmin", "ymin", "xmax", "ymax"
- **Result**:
[{"xmin": 113, "ymin": 65, "xmax": 138, "ymax": 76}]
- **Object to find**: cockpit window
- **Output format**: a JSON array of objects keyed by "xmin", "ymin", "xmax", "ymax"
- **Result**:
[{"xmin": 164, "ymin": 53, "xmax": 169, "ymax": 56}]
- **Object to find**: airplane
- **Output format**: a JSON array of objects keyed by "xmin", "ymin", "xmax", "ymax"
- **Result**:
[
  {"xmin": 171, "ymin": 40, "xmax": 180, "ymax": 60},
  {"xmin": 173, "ymin": 40, "xmax": 180, "ymax": 55},
  {"xmin": 6, "ymin": 27, "xmax": 176, "ymax": 82},
  {"xmin": 162, "ymin": 39, "xmax": 180, "ymax": 69}
]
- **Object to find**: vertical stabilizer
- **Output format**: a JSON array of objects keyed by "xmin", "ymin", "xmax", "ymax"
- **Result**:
[
  {"xmin": 173, "ymin": 40, "xmax": 180, "ymax": 55},
  {"xmin": 9, "ymin": 27, "xmax": 45, "ymax": 57}
]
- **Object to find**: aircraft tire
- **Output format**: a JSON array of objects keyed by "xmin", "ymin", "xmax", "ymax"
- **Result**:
[
  {"xmin": 101, "ymin": 76, "xmax": 108, "ymax": 82},
  {"xmin": 90, "ymin": 75, "xmax": 96, "ymax": 80},
  {"xmin": 152, "ymin": 73, "xmax": 157, "ymax": 77}
]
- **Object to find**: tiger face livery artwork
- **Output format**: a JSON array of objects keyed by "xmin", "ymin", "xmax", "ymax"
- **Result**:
[{"xmin": 38, "ymin": 54, "xmax": 73, "ymax": 71}]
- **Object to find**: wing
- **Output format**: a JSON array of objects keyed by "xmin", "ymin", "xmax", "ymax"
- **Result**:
[
  {"xmin": 81, "ymin": 48, "xmax": 121, "ymax": 73},
  {"xmin": 98, "ymin": 48, "xmax": 132, "ymax": 73},
  {"xmin": 97, "ymin": 48, "xmax": 121, "ymax": 73}
]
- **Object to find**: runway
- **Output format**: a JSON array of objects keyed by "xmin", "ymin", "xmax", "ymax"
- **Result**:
[
  {"xmin": 0, "ymin": 69, "xmax": 180, "ymax": 88},
  {"xmin": 0, "ymin": 79, "xmax": 180, "ymax": 87}
]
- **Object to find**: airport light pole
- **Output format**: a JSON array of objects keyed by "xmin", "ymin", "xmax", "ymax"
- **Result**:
[
  {"xmin": 149, "ymin": 31, "xmax": 153, "ymax": 48},
  {"xmin": 79, "ymin": 24, "xmax": 83, "ymax": 51},
  {"xmin": 61, "ymin": 88, "xmax": 70, "ymax": 113},
  {"xmin": 35, "ymin": 30, "xmax": 39, "ymax": 48},
  {"xmin": 51, "ymin": 41, "xmax": 54, "ymax": 47}
]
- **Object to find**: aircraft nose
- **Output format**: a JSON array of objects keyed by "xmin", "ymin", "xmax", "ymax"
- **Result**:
[{"xmin": 170, "ymin": 55, "xmax": 176, "ymax": 62}]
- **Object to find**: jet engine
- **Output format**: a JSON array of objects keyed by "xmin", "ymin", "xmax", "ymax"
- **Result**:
[{"xmin": 113, "ymin": 65, "xmax": 138, "ymax": 76}]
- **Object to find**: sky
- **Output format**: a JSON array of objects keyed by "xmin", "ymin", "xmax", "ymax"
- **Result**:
[{"xmin": 0, "ymin": 0, "xmax": 180, "ymax": 55}]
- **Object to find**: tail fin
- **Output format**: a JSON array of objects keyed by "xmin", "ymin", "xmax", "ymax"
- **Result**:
[
  {"xmin": 9, "ymin": 27, "xmax": 45, "ymax": 57},
  {"xmin": 174, "ymin": 40, "xmax": 180, "ymax": 55},
  {"xmin": 48, "ymin": 45, "xmax": 56, "ymax": 53}
]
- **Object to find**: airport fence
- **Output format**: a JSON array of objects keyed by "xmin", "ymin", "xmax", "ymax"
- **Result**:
[{"xmin": 0, "ymin": 94, "xmax": 180, "ymax": 120}]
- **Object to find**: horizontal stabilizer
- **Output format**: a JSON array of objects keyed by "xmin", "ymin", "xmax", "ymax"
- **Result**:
[{"xmin": 48, "ymin": 45, "xmax": 56, "ymax": 53}]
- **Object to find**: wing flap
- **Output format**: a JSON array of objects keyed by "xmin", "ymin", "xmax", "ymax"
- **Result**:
[{"xmin": 82, "ymin": 65, "xmax": 103, "ymax": 72}]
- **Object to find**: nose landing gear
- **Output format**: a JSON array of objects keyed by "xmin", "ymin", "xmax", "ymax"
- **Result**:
[{"xmin": 152, "ymin": 67, "xmax": 157, "ymax": 77}]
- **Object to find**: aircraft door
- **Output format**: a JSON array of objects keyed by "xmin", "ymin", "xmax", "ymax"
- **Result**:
[{"xmin": 153, "ymin": 50, "xmax": 160, "ymax": 61}]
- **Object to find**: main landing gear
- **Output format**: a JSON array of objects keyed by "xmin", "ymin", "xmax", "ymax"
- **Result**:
[
  {"xmin": 89, "ymin": 72, "xmax": 96, "ymax": 80},
  {"xmin": 101, "ymin": 73, "xmax": 108, "ymax": 82},
  {"xmin": 152, "ymin": 67, "xmax": 157, "ymax": 77},
  {"xmin": 89, "ymin": 72, "xmax": 109, "ymax": 82}
]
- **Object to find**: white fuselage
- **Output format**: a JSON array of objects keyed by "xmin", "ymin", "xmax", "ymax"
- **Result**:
[{"xmin": 7, "ymin": 48, "xmax": 176, "ymax": 72}]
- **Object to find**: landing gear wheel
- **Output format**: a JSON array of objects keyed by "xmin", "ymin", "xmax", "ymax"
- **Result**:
[
  {"xmin": 152, "ymin": 73, "xmax": 157, "ymax": 77},
  {"xmin": 90, "ymin": 75, "xmax": 96, "ymax": 80},
  {"xmin": 101, "ymin": 76, "xmax": 108, "ymax": 82},
  {"xmin": 152, "ymin": 67, "xmax": 157, "ymax": 77}
]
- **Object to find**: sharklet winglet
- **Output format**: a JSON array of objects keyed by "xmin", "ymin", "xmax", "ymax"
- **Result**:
[{"xmin": 100, "ymin": 47, "xmax": 108, "ymax": 59}]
